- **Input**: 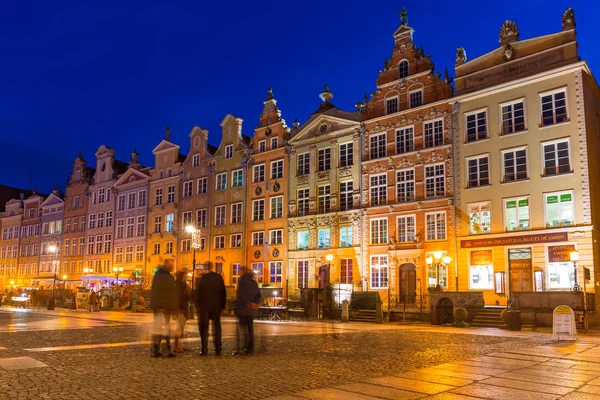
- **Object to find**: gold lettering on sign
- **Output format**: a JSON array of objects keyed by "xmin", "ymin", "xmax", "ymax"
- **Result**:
[
  {"xmin": 470, "ymin": 250, "xmax": 493, "ymax": 266},
  {"xmin": 461, "ymin": 232, "xmax": 568, "ymax": 248},
  {"xmin": 548, "ymin": 244, "xmax": 576, "ymax": 263}
]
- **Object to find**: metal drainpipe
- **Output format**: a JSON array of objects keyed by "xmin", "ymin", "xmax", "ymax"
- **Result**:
[{"xmin": 451, "ymin": 102, "xmax": 460, "ymax": 293}]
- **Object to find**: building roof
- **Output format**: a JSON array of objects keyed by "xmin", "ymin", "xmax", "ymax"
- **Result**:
[
  {"xmin": 207, "ymin": 144, "xmax": 218, "ymax": 155},
  {"xmin": 113, "ymin": 160, "xmax": 129, "ymax": 176},
  {"xmin": 0, "ymin": 185, "xmax": 34, "ymax": 213}
]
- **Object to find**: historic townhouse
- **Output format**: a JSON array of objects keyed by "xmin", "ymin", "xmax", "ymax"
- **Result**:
[
  {"xmin": 209, "ymin": 115, "xmax": 250, "ymax": 285},
  {"xmin": 1, "ymin": 197, "xmax": 26, "ymax": 288},
  {"xmin": 61, "ymin": 152, "xmax": 94, "ymax": 286},
  {"xmin": 113, "ymin": 151, "xmax": 150, "ymax": 284},
  {"xmin": 39, "ymin": 190, "xmax": 64, "ymax": 286},
  {"xmin": 453, "ymin": 10, "xmax": 600, "ymax": 308},
  {"xmin": 178, "ymin": 127, "xmax": 216, "ymax": 275},
  {"xmin": 360, "ymin": 12, "xmax": 455, "ymax": 303},
  {"xmin": 84, "ymin": 145, "xmax": 127, "ymax": 283},
  {"xmin": 19, "ymin": 192, "xmax": 44, "ymax": 287},
  {"xmin": 287, "ymin": 87, "xmax": 362, "ymax": 298},
  {"xmin": 147, "ymin": 128, "xmax": 185, "ymax": 277},
  {"xmin": 246, "ymin": 89, "xmax": 289, "ymax": 292}
]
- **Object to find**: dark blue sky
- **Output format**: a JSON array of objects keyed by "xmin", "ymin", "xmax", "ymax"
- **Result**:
[{"xmin": 2, "ymin": 1, "xmax": 597, "ymax": 193}]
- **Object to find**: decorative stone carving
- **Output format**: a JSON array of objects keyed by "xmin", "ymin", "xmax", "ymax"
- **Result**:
[
  {"xmin": 562, "ymin": 8, "xmax": 575, "ymax": 30},
  {"xmin": 297, "ymin": 175, "xmax": 308, "ymax": 185},
  {"xmin": 499, "ymin": 20, "xmax": 519, "ymax": 46},
  {"xmin": 317, "ymin": 216, "xmax": 331, "ymax": 226},
  {"xmin": 217, "ymin": 195, "xmax": 224, "ymax": 203},
  {"xmin": 338, "ymin": 166, "xmax": 352, "ymax": 178},
  {"xmin": 309, "ymin": 200, "xmax": 316, "ymax": 211},
  {"xmin": 455, "ymin": 48, "xmax": 467, "ymax": 67},
  {"xmin": 317, "ymin": 171, "xmax": 329, "ymax": 181},
  {"xmin": 502, "ymin": 44, "xmax": 516, "ymax": 62},
  {"xmin": 352, "ymin": 194, "xmax": 360, "ymax": 205}
]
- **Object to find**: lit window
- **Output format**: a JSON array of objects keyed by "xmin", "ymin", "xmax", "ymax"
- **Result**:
[
  {"xmin": 370, "ymin": 218, "xmax": 387, "ymax": 245},
  {"xmin": 504, "ymin": 198, "xmax": 529, "ymax": 231},
  {"xmin": 339, "ymin": 226, "xmax": 352, "ymax": 247},
  {"xmin": 370, "ymin": 255, "xmax": 388, "ymax": 288},
  {"xmin": 426, "ymin": 212, "xmax": 446, "ymax": 240},
  {"xmin": 468, "ymin": 202, "xmax": 491, "ymax": 235},
  {"xmin": 317, "ymin": 229, "xmax": 330, "ymax": 249},
  {"xmin": 544, "ymin": 191, "xmax": 574, "ymax": 228},
  {"xmin": 297, "ymin": 231, "xmax": 309, "ymax": 250}
]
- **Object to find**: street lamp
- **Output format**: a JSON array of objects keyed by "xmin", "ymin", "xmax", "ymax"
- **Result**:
[
  {"xmin": 47, "ymin": 244, "xmax": 58, "ymax": 310},
  {"xmin": 186, "ymin": 224, "xmax": 200, "ymax": 293},
  {"xmin": 62, "ymin": 275, "xmax": 67, "ymax": 290},
  {"xmin": 9, "ymin": 280, "xmax": 14, "ymax": 293},
  {"xmin": 426, "ymin": 252, "xmax": 452, "ymax": 288},
  {"xmin": 570, "ymin": 251, "xmax": 581, "ymax": 292},
  {"xmin": 113, "ymin": 267, "xmax": 124, "ymax": 286}
]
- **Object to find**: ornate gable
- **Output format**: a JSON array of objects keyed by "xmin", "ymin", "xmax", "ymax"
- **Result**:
[{"xmin": 113, "ymin": 167, "xmax": 149, "ymax": 188}]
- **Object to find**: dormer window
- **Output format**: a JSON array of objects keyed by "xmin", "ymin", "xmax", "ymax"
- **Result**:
[
  {"xmin": 225, "ymin": 145, "xmax": 233, "ymax": 159},
  {"xmin": 399, "ymin": 60, "xmax": 409, "ymax": 79},
  {"xmin": 258, "ymin": 140, "xmax": 266, "ymax": 153},
  {"xmin": 386, "ymin": 97, "xmax": 398, "ymax": 115},
  {"xmin": 192, "ymin": 154, "xmax": 200, "ymax": 168}
]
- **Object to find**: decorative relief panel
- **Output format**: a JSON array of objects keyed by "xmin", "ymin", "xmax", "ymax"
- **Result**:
[
  {"xmin": 338, "ymin": 166, "xmax": 352, "ymax": 178},
  {"xmin": 297, "ymin": 175, "xmax": 308, "ymax": 185}
]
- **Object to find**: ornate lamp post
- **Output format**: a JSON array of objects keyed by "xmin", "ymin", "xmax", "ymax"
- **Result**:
[
  {"xmin": 570, "ymin": 251, "xmax": 581, "ymax": 292},
  {"xmin": 113, "ymin": 267, "xmax": 124, "ymax": 286},
  {"xmin": 62, "ymin": 275, "xmax": 68, "ymax": 290},
  {"xmin": 186, "ymin": 225, "xmax": 200, "ymax": 293},
  {"xmin": 425, "ymin": 251, "xmax": 452, "ymax": 288},
  {"xmin": 47, "ymin": 244, "xmax": 58, "ymax": 310},
  {"xmin": 9, "ymin": 280, "xmax": 14, "ymax": 293}
]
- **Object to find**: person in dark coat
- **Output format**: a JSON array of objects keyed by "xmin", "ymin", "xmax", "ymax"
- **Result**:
[
  {"xmin": 235, "ymin": 267, "xmax": 261, "ymax": 355},
  {"xmin": 173, "ymin": 271, "xmax": 189, "ymax": 353},
  {"xmin": 196, "ymin": 264, "xmax": 226, "ymax": 356},
  {"xmin": 89, "ymin": 291, "xmax": 96, "ymax": 312},
  {"xmin": 150, "ymin": 259, "xmax": 177, "ymax": 358}
]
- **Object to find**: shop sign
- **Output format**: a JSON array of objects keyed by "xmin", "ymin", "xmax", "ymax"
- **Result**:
[
  {"xmin": 461, "ymin": 232, "xmax": 568, "ymax": 248},
  {"xmin": 548, "ymin": 244, "xmax": 576, "ymax": 263},
  {"xmin": 470, "ymin": 250, "xmax": 493, "ymax": 266},
  {"xmin": 553, "ymin": 305, "xmax": 576, "ymax": 337}
]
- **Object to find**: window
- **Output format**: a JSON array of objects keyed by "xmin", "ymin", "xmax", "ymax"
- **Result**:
[
  {"xmin": 298, "ymin": 260, "xmax": 309, "ymax": 289},
  {"xmin": 126, "ymin": 217, "xmax": 135, "ymax": 238},
  {"xmin": 87, "ymin": 236, "xmax": 94, "ymax": 255},
  {"xmin": 197, "ymin": 177, "xmax": 207, "ymax": 194},
  {"xmin": 502, "ymin": 148, "xmax": 528, "ymax": 182},
  {"xmin": 371, "ymin": 255, "xmax": 388, "ymax": 288},
  {"xmin": 167, "ymin": 186, "xmax": 175, "ymax": 203},
  {"xmin": 28, "ymin": 208, "xmax": 35, "ymax": 218},
  {"xmin": 271, "ymin": 137, "xmax": 278, "ymax": 150},
  {"xmin": 297, "ymin": 231, "xmax": 309, "ymax": 250},
  {"xmin": 99, "ymin": 188, "xmax": 106, "ymax": 203},
  {"xmin": 124, "ymin": 245, "xmax": 133, "ymax": 262},
  {"xmin": 95, "ymin": 235, "xmax": 103, "ymax": 255},
  {"xmin": 427, "ymin": 252, "xmax": 448, "ymax": 287},
  {"xmin": 318, "ymin": 185, "xmax": 331, "ymax": 213},
  {"xmin": 468, "ymin": 202, "xmax": 491, "ymax": 234},
  {"xmin": 270, "ymin": 196, "xmax": 283, "ymax": 219},
  {"xmin": 370, "ymin": 133, "xmax": 386, "ymax": 159},
  {"xmin": 504, "ymin": 197, "xmax": 529, "ymax": 231},
  {"xmin": 252, "ymin": 262, "xmax": 264, "ymax": 284},
  {"xmin": 183, "ymin": 211, "xmax": 193, "ymax": 226},
  {"xmin": 104, "ymin": 234, "xmax": 111, "ymax": 253},
  {"xmin": 71, "ymin": 240, "xmax": 76, "ymax": 256},
  {"xmin": 153, "ymin": 243, "xmax": 160, "ymax": 255},
  {"xmin": 135, "ymin": 245, "xmax": 144, "ymax": 262},
  {"xmin": 501, "ymin": 100, "xmax": 526, "ymax": 134},
  {"xmin": 339, "ymin": 226, "xmax": 352, "ymax": 248},
  {"xmin": 317, "ymin": 229, "xmax": 330, "ymax": 249},
  {"xmin": 197, "ymin": 209, "xmax": 207, "ymax": 228},
  {"xmin": 116, "ymin": 219, "xmax": 125, "ymax": 239},
  {"xmin": 396, "ymin": 127, "xmax": 414, "ymax": 154},
  {"xmin": 214, "ymin": 236, "xmax": 225, "ymax": 249},
  {"xmin": 398, "ymin": 60, "xmax": 409, "ymax": 78},
  {"xmin": 216, "ymin": 173, "xmax": 227, "ymax": 190},
  {"xmin": 252, "ymin": 231, "xmax": 265, "ymax": 246},
  {"xmin": 128, "ymin": 193, "xmax": 136, "ymax": 209},
  {"xmin": 469, "ymin": 262, "xmax": 494, "ymax": 290},
  {"xmin": 318, "ymin": 148, "xmax": 330, "ymax": 171},
  {"xmin": 544, "ymin": 191, "xmax": 574, "ymax": 228},
  {"xmin": 155, "ymin": 188, "xmax": 163, "ymax": 206},
  {"xmin": 396, "ymin": 169, "xmax": 415, "ymax": 202},
  {"xmin": 540, "ymin": 89, "xmax": 567, "ymax": 126},
  {"xmin": 339, "ymin": 181, "xmax": 353, "ymax": 211},
  {"xmin": 397, "ymin": 215, "xmax": 416, "ymax": 242},
  {"xmin": 74, "ymin": 196, "xmax": 80, "ymax": 209},
  {"xmin": 232, "ymin": 264, "xmax": 241, "ymax": 285},
  {"xmin": 542, "ymin": 139, "xmax": 571, "ymax": 176},
  {"xmin": 424, "ymin": 119, "xmax": 444, "ymax": 148},
  {"xmin": 79, "ymin": 238, "xmax": 84, "ymax": 256},
  {"xmin": 467, "ymin": 156, "xmax": 489, "ymax": 187},
  {"xmin": 154, "ymin": 216, "xmax": 162, "ymax": 233},
  {"xmin": 370, "ymin": 174, "xmax": 387, "ymax": 206},
  {"xmin": 88, "ymin": 214, "xmax": 96, "ymax": 230},
  {"xmin": 252, "ymin": 199, "xmax": 265, "ymax": 221},
  {"xmin": 386, "ymin": 97, "xmax": 398, "ymax": 115},
  {"xmin": 231, "ymin": 203, "xmax": 242, "ymax": 224},
  {"xmin": 181, "ymin": 239, "xmax": 191, "ymax": 252},
  {"xmin": 64, "ymin": 240, "xmax": 70, "ymax": 257},
  {"xmin": 297, "ymin": 153, "xmax": 310, "ymax": 176},
  {"xmin": 409, "ymin": 90, "xmax": 423, "ymax": 108},
  {"xmin": 230, "ymin": 234, "xmax": 242, "ymax": 248},
  {"xmin": 115, "ymin": 247, "xmax": 124, "ymax": 263},
  {"xmin": 465, "ymin": 110, "xmax": 488, "ymax": 142},
  {"xmin": 183, "ymin": 181, "xmax": 193, "ymax": 197},
  {"xmin": 199, "ymin": 237, "xmax": 206, "ymax": 251},
  {"xmin": 370, "ymin": 218, "xmax": 388, "ymax": 245},
  {"xmin": 298, "ymin": 188, "xmax": 309, "ymax": 216},
  {"xmin": 269, "ymin": 261, "xmax": 283, "ymax": 285},
  {"xmin": 192, "ymin": 154, "xmax": 200, "ymax": 168},
  {"xmin": 165, "ymin": 214, "xmax": 174, "ymax": 232},
  {"xmin": 270, "ymin": 160, "xmax": 283, "ymax": 179},
  {"xmin": 269, "ymin": 229, "xmax": 283, "ymax": 245},
  {"xmin": 137, "ymin": 216, "xmax": 145, "ymax": 237},
  {"xmin": 225, "ymin": 144, "xmax": 234, "ymax": 159},
  {"xmin": 339, "ymin": 142, "xmax": 353, "ymax": 167},
  {"xmin": 215, "ymin": 205, "xmax": 226, "ymax": 226},
  {"xmin": 106, "ymin": 211, "xmax": 112, "ymax": 227},
  {"xmin": 232, "ymin": 169, "xmax": 243, "ymax": 187},
  {"xmin": 258, "ymin": 140, "xmax": 266, "ymax": 153},
  {"xmin": 426, "ymin": 212, "xmax": 446, "ymax": 240},
  {"xmin": 253, "ymin": 164, "xmax": 265, "ymax": 183}
]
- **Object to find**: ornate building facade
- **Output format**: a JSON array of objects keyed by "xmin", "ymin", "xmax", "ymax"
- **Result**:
[
  {"xmin": 39, "ymin": 190, "xmax": 64, "ymax": 286},
  {"xmin": 360, "ymin": 13, "xmax": 456, "ymax": 303},
  {"xmin": 1, "ymin": 198, "xmax": 25, "ymax": 288},
  {"xmin": 19, "ymin": 193, "xmax": 44, "ymax": 288},
  {"xmin": 287, "ymin": 87, "xmax": 362, "ymax": 297}
]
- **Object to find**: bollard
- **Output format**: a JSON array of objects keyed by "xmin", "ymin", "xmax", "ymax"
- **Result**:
[{"xmin": 341, "ymin": 300, "xmax": 349, "ymax": 322}]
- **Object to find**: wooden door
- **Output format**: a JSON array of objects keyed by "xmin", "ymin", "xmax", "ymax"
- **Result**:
[{"xmin": 399, "ymin": 264, "xmax": 417, "ymax": 303}]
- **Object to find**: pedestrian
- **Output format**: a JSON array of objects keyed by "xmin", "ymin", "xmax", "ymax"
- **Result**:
[
  {"xmin": 150, "ymin": 259, "xmax": 177, "ymax": 358},
  {"xmin": 235, "ymin": 266, "xmax": 261, "ymax": 356},
  {"xmin": 95, "ymin": 292, "xmax": 101, "ymax": 312},
  {"xmin": 196, "ymin": 263, "xmax": 226, "ymax": 356},
  {"xmin": 89, "ymin": 291, "xmax": 96, "ymax": 312},
  {"xmin": 173, "ymin": 271, "xmax": 189, "ymax": 353}
]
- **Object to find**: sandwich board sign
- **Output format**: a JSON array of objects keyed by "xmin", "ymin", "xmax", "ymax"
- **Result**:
[{"xmin": 553, "ymin": 305, "xmax": 577, "ymax": 339}]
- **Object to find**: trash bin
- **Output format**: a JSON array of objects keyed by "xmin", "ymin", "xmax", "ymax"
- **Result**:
[{"xmin": 507, "ymin": 310, "xmax": 521, "ymax": 331}]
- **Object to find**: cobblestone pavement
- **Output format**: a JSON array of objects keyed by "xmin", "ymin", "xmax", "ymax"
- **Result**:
[{"xmin": 0, "ymin": 308, "xmax": 575, "ymax": 399}]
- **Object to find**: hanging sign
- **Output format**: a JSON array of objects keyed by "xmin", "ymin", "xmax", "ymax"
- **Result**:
[{"xmin": 553, "ymin": 305, "xmax": 576, "ymax": 337}]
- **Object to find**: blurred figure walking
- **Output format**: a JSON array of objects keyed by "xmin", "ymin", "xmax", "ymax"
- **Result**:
[
  {"xmin": 235, "ymin": 267, "xmax": 261, "ymax": 355},
  {"xmin": 196, "ymin": 264, "xmax": 226, "ymax": 356},
  {"xmin": 174, "ymin": 271, "xmax": 189, "ymax": 353},
  {"xmin": 150, "ymin": 259, "xmax": 177, "ymax": 358}
]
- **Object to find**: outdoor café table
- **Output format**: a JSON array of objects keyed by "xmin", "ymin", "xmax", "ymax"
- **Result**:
[{"xmin": 258, "ymin": 306, "xmax": 287, "ymax": 321}]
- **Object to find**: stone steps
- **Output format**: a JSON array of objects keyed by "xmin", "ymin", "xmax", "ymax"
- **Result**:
[{"xmin": 471, "ymin": 308, "xmax": 504, "ymax": 328}]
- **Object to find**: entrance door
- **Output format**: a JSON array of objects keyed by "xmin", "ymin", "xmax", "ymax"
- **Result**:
[
  {"xmin": 508, "ymin": 249, "xmax": 533, "ymax": 292},
  {"xmin": 399, "ymin": 263, "xmax": 417, "ymax": 303},
  {"xmin": 318, "ymin": 266, "xmax": 329, "ymax": 289}
]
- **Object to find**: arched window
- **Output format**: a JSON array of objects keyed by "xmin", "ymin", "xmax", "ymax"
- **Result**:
[{"xmin": 399, "ymin": 60, "xmax": 409, "ymax": 79}]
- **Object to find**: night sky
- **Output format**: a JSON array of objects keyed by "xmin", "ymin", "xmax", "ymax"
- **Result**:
[{"xmin": 2, "ymin": 1, "xmax": 598, "ymax": 194}]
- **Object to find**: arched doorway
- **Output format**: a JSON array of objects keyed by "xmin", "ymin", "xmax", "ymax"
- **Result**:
[{"xmin": 399, "ymin": 263, "xmax": 417, "ymax": 304}]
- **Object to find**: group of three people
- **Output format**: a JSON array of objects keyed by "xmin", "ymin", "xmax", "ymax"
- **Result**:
[{"xmin": 149, "ymin": 259, "xmax": 261, "ymax": 357}]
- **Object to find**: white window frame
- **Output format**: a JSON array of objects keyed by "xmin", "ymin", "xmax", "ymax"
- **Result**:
[
  {"xmin": 252, "ymin": 231, "xmax": 265, "ymax": 246},
  {"xmin": 297, "ymin": 153, "xmax": 310, "ymax": 176},
  {"xmin": 425, "ymin": 163, "xmax": 445, "ymax": 198},
  {"xmin": 230, "ymin": 233, "xmax": 242, "ymax": 248},
  {"xmin": 499, "ymin": 98, "xmax": 526, "ymax": 135},
  {"xmin": 183, "ymin": 181, "xmax": 193, "ymax": 198},
  {"xmin": 270, "ymin": 159, "xmax": 284, "ymax": 180},
  {"xmin": 467, "ymin": 202, "xmax": 492, "ymax": 235},
  {"xmin": 370, "ymin": 218, "xmax": 388, "ymax": 245},
  {"xmin": 216, "ymin": 173, "xmax": 227, "ymax": 191},
  {"xmin": 396, "ymin": 214, "xmax": 416, "ymax": 242},
  {"xmin": 541, "ymin": 138, "xmax": 571, "ymax": 177},
  {"xmin": 543, "ymin": 190, "xmax": 575, "ymax": 228},
  {"xmin": 231, "ymin": 202, "xmax": 242, "ymax": 224},
  {"xmin": 503, "ymin": 197, "xmax": 530, "ymax": 232},
  {"xmin": 370, "ymin": 174, "xmax": 387, "ymax": 206},
  {"xmin": 270, "ymin": 137, "xmax": 278, "ymax": 150},
  {"xmin": 252, "ymin": 199, "xmax": 265, "ymax": 221},
  {"xmin": 424, "ymin": 118, "xmax": 444, "ymax": 148},
  {"xmin": 395, "ymin": 126, "xmax": 414, "ymax": 154},
  {"xmin": 339, "ymin": 142, "xmax": 353, "ymax": 167},
  {"xmin": 269, "ymin": 229, "xmax": 283, "ymax": 245},
  {"xmin": 539, "ymin": 87, "xmax": 568, "ymax": 127},
  {"xmin": 270, "ymin": 196, "xmax": 283, "ymax": 219},
  {"xmin": 215, "ymin": 205, "xmax": 226, "ymax": 226},
  {"xmin": 258, "ymin": 140, "xmax": 266, "ymax": 153},
  {"xmin": 385, "ymin": 96, "xmax": 399, "ymax": 115},
  {"xmin": 464, "ymin": 108, "xmax": 488, "ymax": 143},
  {"xmin": 317, "ymin": 229, "xmax": 330, "ymax": 249},
  {"xmin": 370, "ymin": 133, "xmax": 387, "ymax": 159},
  {"xmin": 501, "ymin": 146, "xmax": 528, "ymax": 182},
  {"xmin": 214, "ymin": 235, "xmax": 225, "ymax": 249},
  {"xmin": 192, "ymin": 154, "xmax": 200, "ymax": 168},
  {"xmin": 232, "ymin": 169, "xmax": 243, "ymax": 188},
  {"xmin": 425, "ymin": 211, "xmax": 447, "ymax": 241},
  {"xmin": 225, "ymin": 144, "xmax": 234, "ymax": 159},
  {"xmin": 317, "ymin": 148, "xmax": 331, "ymax": 172},
  {"xmin": 197, "ymin": 177, "xmax": 208, "ymax": 194},
  {"xmin": 253, "ymin": 164, "xmax": 265, "ymax": 183},
  {"xmin": 408, "ymin": 89, "xmax": 423, "ymax": 108},
  {"xmin": 396, "ymin": 168, "xmax": 415, "ymax": 202},
  {"xmin": 466, "ymin": 154, "xmax": 490, "ymax": 188},
  {"xmin": 370, "ymin": 255, "xmax": 388, "ymax": 289}
]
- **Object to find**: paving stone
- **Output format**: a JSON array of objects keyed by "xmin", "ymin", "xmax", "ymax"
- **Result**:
[
  {"xmin": 0, "ymin": 357, "xmax": 48, "ymax": 370},
  {"xmin": 433, "ymin": 363, "xmax": 509, "ymax": 376},
  {"xmin": 336, "ymin": 382, "xmax": 425, "ymax": 400},
  {"xmin": 455, "ymin": 360, "xmax": 516, "ymax": 370},
  {"xmin": 368, "ymin": 377, "xmax": 455, "ymax": 395},
  {"xmin": 395, "ymin": 371, "xmax": 473, "ymax": 386},
  {"xmin": 580, "ymin": 386, "xmax": 600, "ymax": 395},
  {"xmin": 264, "ymin": 396, "xmax": 308, "ymax": 400},
  {"xmin": 295, "ymin": 388, "xmax": 379, "ymax": 399},
  {"xmin": 561, "ymin": 393, "xmax": 600, "ymax": 400},
  {"xmin": 425, "ymin": 394, "xmax": 487, "ymax": 400},
  {"xmin": 496, "ymin": 371, "xmax": 583, "ymax": 388},
  {"xmin": 450, "ymin": 383, "xmax": 560, "ymax": 400},
  {"xmin": 480, "ymin": 377, "xmax": 574, "ymax": 395},
  {"xmin": 469, "ymin": 355, "xmax": 540, "ymax": 367},
  {"xmin": 415, "ymin": 367, "xmax": 490, "ymax": 381},
  {"xmin": 587, "ymin": 377, "xmax": 600, "ymax": 386},
  {"xmin": 489, "ymin": 352, "xmax": 549, "ymax": 362},
  {"xmin": 511, "ymin": 366, "xmax": 596, "ymax": 382}
]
